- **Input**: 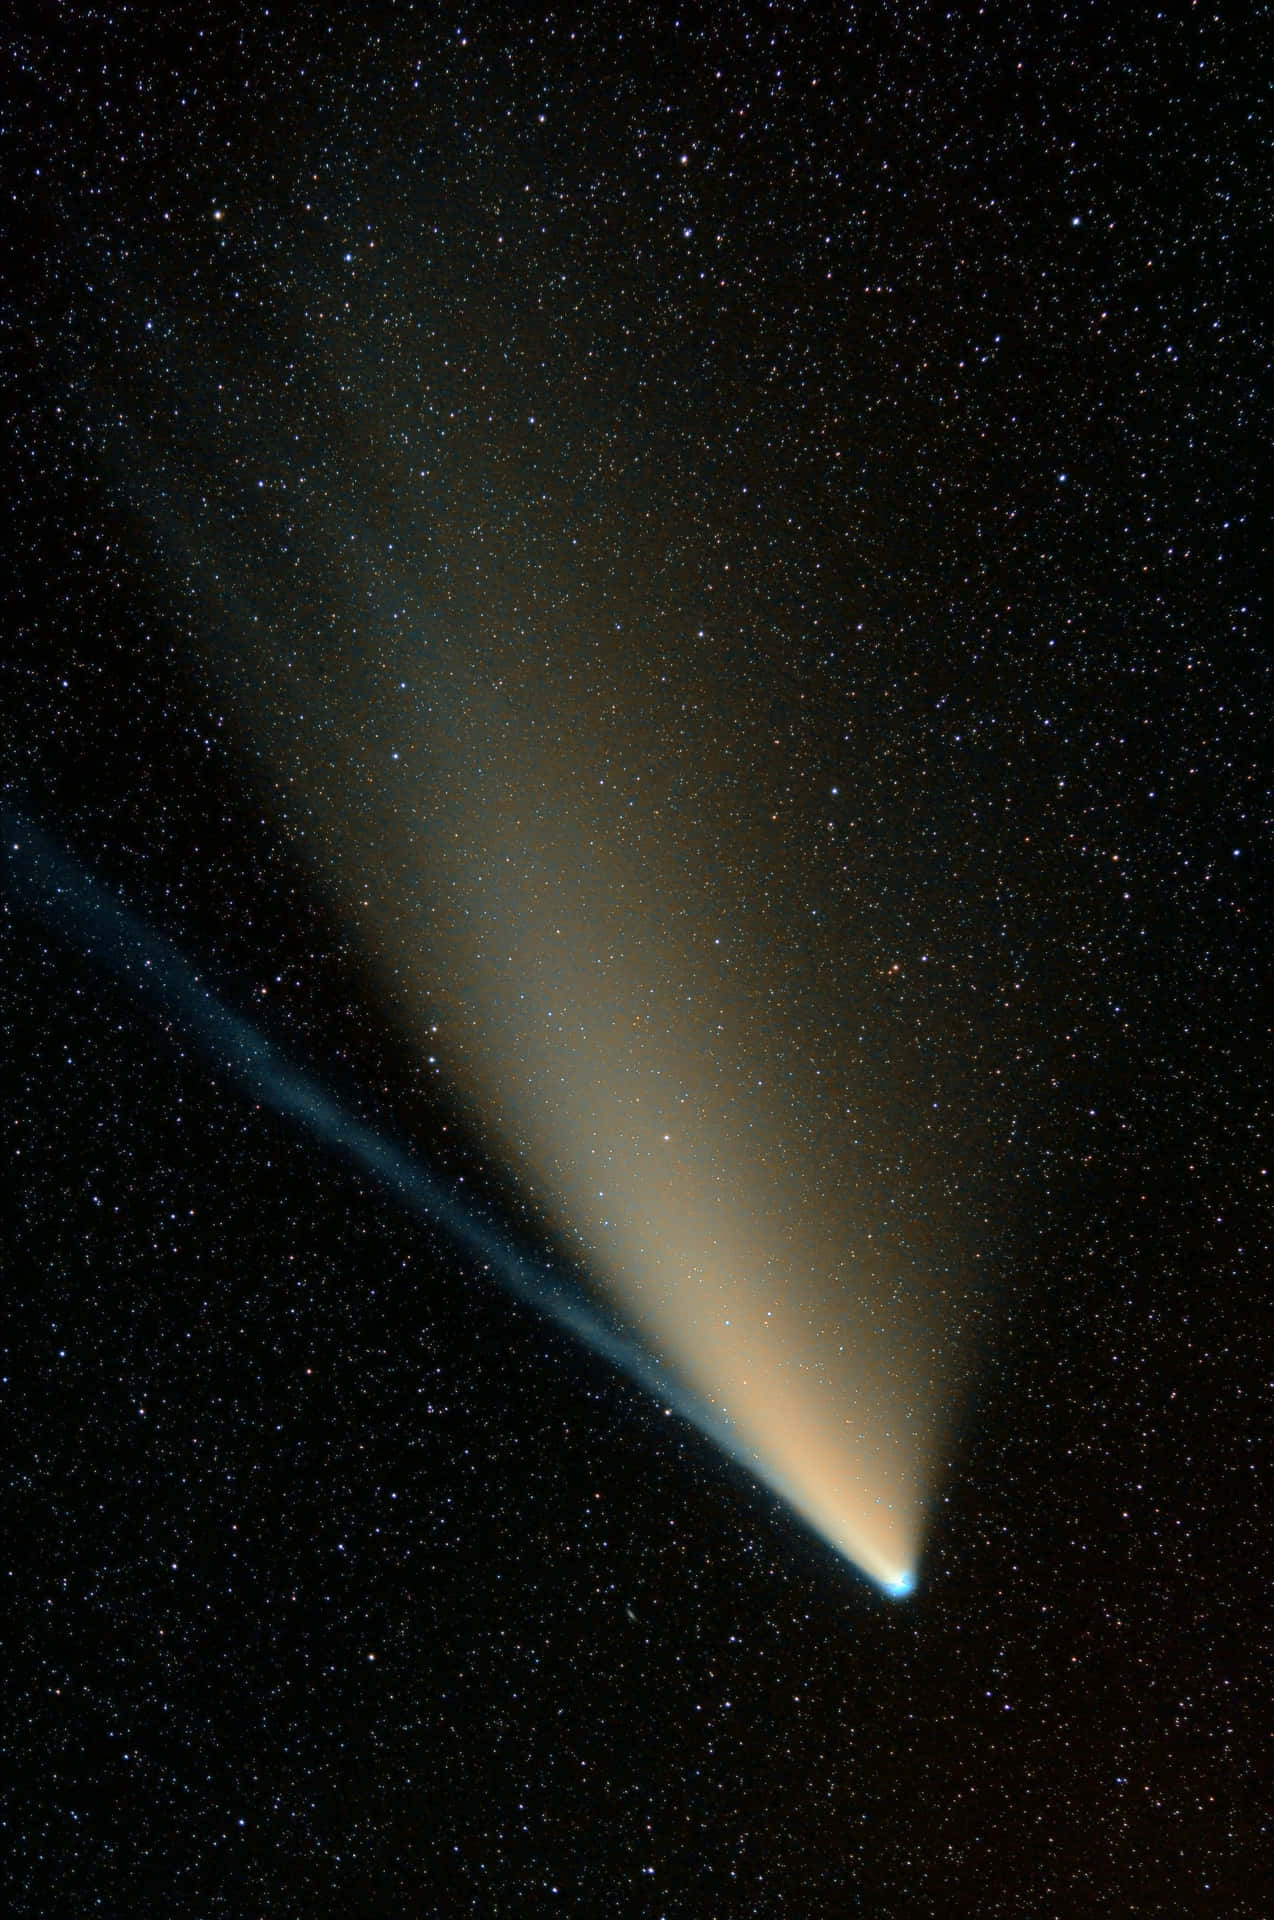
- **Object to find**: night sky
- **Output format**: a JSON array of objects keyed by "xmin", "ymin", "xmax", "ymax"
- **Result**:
[{"xmin": 3, "ymin": 4, "xmax": 1271, "ymax": 1914}]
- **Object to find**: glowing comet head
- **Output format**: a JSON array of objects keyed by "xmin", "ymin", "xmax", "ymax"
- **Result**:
[{"xmin": 883, "ymin": 1568, "xmax": 917, "ymax": 1598}]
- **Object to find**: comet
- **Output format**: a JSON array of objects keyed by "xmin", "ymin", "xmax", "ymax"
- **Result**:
[{"xmin": 6, "ymin": 812, "xmax": 919, "ymax": 1595}]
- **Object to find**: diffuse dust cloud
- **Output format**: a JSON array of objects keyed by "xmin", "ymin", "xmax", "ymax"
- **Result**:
[
  {"xmin": 374, "ymin": 643, "xmax": 941, "ymax": 1593},
  {"xmin": 100, "ymin": 173, "xmax": 978, "ymax": 1592},
  {"xmin": 194, "ymin": 576, "xmax": 954, "ymax": 1592}
]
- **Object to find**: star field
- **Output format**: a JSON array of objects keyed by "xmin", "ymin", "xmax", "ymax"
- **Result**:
[{"xmin": 3, "ymin": 4, "xmax": 1271, "ymax": 1914}]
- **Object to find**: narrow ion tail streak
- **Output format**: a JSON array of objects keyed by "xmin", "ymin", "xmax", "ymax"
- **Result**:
[{"xmin": 4, "ymin": 814, "xmax": 914, "ymax": 1593}]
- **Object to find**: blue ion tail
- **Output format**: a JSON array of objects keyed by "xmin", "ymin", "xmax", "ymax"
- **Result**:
[{"xmin": 5, "ymin": 812, "xmax": 921, "ymax": 1598}]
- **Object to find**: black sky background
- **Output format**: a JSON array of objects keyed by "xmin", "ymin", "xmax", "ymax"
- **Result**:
[{"xmin": 3, "ymin": 4, "xmax": 1271, "ymax": 1914}]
